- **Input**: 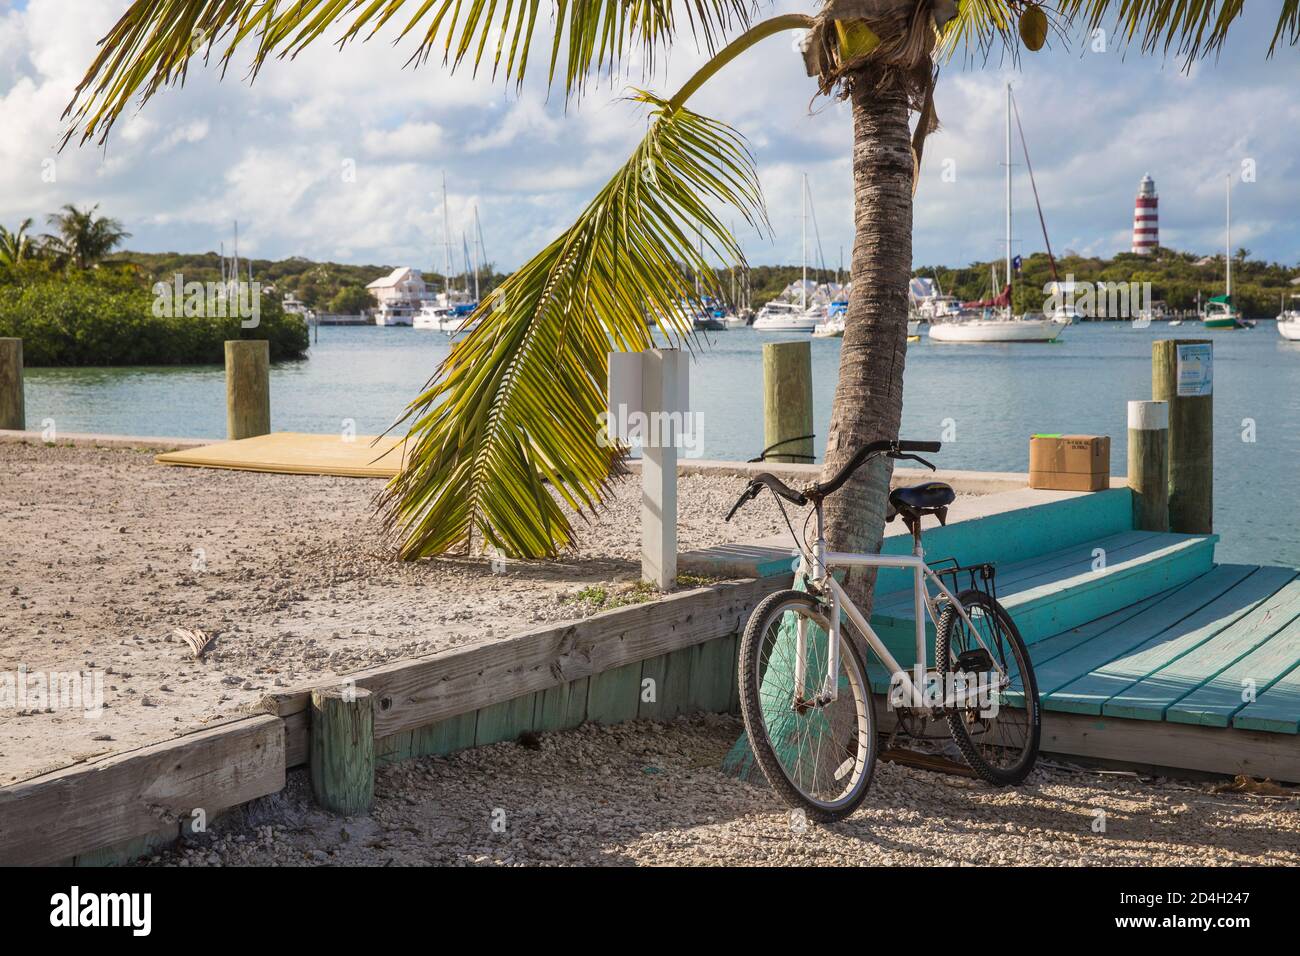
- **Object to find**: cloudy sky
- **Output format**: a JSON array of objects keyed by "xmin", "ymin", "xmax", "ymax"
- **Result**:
[{"xmin": 1, "ymin": 0, "xmax": 1297, "ymax": 274}]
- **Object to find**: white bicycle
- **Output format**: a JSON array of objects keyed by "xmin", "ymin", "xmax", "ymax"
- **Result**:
[{"xmin": 727, "ymin": 439, "xmax": 1040, "ymax": 821}]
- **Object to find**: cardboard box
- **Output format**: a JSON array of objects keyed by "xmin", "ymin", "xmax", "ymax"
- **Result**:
[{"xmin": 1029, "ymin": 434, "xmax": 1110, "ymax": 492}]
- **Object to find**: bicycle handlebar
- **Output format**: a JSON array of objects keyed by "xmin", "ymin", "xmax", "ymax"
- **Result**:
[
  {"xmin": 810, "ymin": 439, "xmax": 941, "ymax": 499},
  {"xmin": 724, "ymin": 438, "xmax": 941, "ymax": 521}
]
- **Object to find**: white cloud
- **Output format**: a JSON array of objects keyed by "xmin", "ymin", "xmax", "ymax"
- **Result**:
[{"xmin": 0, "ymin": 0, "xmax": 1296, "ymax": 273}]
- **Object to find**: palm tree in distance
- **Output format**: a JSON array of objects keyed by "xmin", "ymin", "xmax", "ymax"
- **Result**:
[
  {"xmin": 0, "ymin": 218, "xmax": 37, "ymax": 266},
  {"xmin": 43, "ymin": 204, "xmax": 131, "ymax": 270},
  {"xmin": 61, "ymin": 2, "xmax": 1299, "ymax": 613}
]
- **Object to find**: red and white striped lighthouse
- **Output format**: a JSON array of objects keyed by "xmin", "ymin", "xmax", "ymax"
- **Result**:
[{"xmin": 1131, "ymin": 173, "xmax": 1158, "ymax": 254}]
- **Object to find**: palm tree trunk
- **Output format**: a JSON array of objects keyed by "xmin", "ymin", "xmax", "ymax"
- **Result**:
[{"xmin": 820, "ymin": 67, "xmax": 913, "ymax": 616}]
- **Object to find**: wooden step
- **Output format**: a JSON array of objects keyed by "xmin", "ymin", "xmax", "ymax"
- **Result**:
[
  {"xmin": 1041, "ymin": 565, "xmax": 1279, "ymax": 713},
  {"xmin": 1101, "ymin": 569, "xmax": 1300, "ymax": 721},
  {"xmin": 1168, "ymin": 614, "xmax": 1300, "ymax": 730},
  {"xmin": 869, "ymin": 531, "xmax": 1218, "ymax": 667}
]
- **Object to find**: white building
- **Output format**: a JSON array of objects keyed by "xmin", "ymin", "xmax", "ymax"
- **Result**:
[{"xmin": 366, "ymin": 267, "xmax": 427, "ymax": 326}]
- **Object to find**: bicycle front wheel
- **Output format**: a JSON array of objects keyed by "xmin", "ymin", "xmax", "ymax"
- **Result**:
[
  {"xmin": 935, "ymin": 589, "xmax": 1040, "ymax": 785},
  {"xmin": 738, "ymin": 589, "xmax": 878, "ymax": 822}
]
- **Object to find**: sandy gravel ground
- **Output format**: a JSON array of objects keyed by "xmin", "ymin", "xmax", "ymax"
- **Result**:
[
  {"xmin": 141, "ymin": 715, "xmax": 1300, "ymax": 867},
  {"xmin": 0, "ymin": 441, "xmax": 791, "ymax": 784}
]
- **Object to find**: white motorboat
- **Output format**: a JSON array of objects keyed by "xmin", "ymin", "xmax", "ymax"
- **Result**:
[
  {"xmin": 907, "ymin": 319, "xmax": 921, "ymax": 336},
  {"xmin": 373, "ymin": 302, "xmax": 416, "ymax": 326},
  {"xmin": 753, "ymin": 299, "xmax": 822, "ymax": 331},
  {"xmin": 812, "ymin": 313, "xmax": 844, "ymax": 338},
  {"xmin": 1278, "ymin": 295, "xmax": 1300, "ymax": 341}
]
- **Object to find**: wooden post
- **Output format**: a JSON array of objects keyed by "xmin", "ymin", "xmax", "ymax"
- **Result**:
[
  {"xmin": 1152, "ymin": 339, "xmax": 1213, "ymax": 533},
  {"xmin": 310, "ymin": 685, "xmax": 374, "ymax": 815},
  {"xmin": 0, "ymin": 338, "xmax": 24, "ymax": 431},
  {"xmin": 1127, "ymin": 400, "xmax": 1169, "ymax": 532},
  {"xmin": 224, "ymin": 339, "xmax": 270, "ymax": 439},
  {"xmin": 762, "ymin": 341, "xmax": 813, "ymax": 463}
]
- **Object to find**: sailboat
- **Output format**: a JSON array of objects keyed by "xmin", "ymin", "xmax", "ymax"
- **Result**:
[
  {"xmin": 415, "ymin": 176, "xmax": 482, "ymax": 333},
  {"xmin": 1277, "ymin": 294, "xmax": 1300, "ymax": 341},
  {"xmin": 929, "ymin": 85, "xmax": 1063, "ymax": 344},
  {"xmin": 1201, "ymin": 175, "xmax": 1252, "ymax": 330},
  {"xmin": 753, "ymin": 173, "xmax": 825, "ymax": 332}
]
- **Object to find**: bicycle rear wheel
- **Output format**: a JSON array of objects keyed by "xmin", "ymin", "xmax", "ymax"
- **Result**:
[
  {"xmin": 935, "ymin": 590, "xmax": 1040, "ymax": 785},
  {"xmin": 738, "ymin": 589, "xmax": 878, "ymax": 822}
]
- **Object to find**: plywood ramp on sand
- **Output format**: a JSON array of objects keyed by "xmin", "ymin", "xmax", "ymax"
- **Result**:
[{"xmin": 155, "ymin": 431, "xmax": 406, "ymax": 478}]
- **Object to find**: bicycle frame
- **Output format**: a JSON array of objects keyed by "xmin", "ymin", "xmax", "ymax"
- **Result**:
[{"xmin": 802, "ymin": 496, "xmax": 1008, "ymax": 710}]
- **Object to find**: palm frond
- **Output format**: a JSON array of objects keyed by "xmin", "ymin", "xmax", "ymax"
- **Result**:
[
  {"xmin": 941, "ymin": 1, "xmax": 1299, "ymax": 65},
  {"xmin": 376, "ymin": 91, "xmax": 764, "ymax": 559},
  {"xmin": 63, "ymin": 0, "xmax": 753, "ymax": 146}
]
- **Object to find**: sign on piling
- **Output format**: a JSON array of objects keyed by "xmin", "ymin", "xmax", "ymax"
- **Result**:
[{"xmin": 1152, "ymin": 340, "xmax": 1213, "ymax": 533}]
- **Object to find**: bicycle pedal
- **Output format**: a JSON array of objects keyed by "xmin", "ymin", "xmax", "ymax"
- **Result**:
[{"xmin": 955, "ymin": 648, "xmax": 994, "ymax": 673}]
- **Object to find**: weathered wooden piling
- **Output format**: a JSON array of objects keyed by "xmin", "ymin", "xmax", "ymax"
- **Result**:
[
  {"xmin": 762, "ymin": 341, "xmax": 813, "ymax": 463},
  {"xmin": 224, "ymin": 339, "xmax": 270, "ymax": 440},
  {"xmin": 1127, "ymin": 400, "xmax": 1169, "ymax": 532},
  {"xmin": 0, "ymin": 338, "xmax": 24, "ymax": 431},
  {"xmin": 1152, "ymin": 339, "xmax": 1213, "ymax": 533},
  {"xmin": 309, "ymin": 685, "xmax": 375, "ymax": 815}
]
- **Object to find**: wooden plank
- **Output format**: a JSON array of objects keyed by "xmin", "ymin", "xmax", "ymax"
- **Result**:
[
  {"xmin": 1047, "ymin": 564, "xmax": 1263, "ymax": 714},
  {"xmin": 74, "ymin": 825, "xmax": 178, "ymax": 867},
  {"xmin": 256, "ymin": 576, "xmax": 780, "ymax": 738},
  {"xmin": 375, "ymin": 730, "xmax": 414, "ymax": 766},
  {"xmin": 1168, "ymin": 617, "xmax": 1300, "ymax": 728},
  {"xmin": 1105, "ymin": 570, "xmax": 1300, "ymax": 721},
  {"xmin": 284, "ymin": 709, "xmax": 309, "ymax": 768},
  {"xmin": 1039, "ymin": 709, "xmax": 1300, "ymax": 782},
  {"xmin": 688, "ymin": 636, "xmax": 736, "ymax": 713},
  {"xmin": 0, "ymin": 715, "xmax": 284, "ymax": 867},
  {"xmin": 1234, "ymin": 657, "xmax": 1300, "ymax": 734},
  {"xmin": 411, "ymin": 712, "xmax": 478, "ymax": 758},
  {"xmin": 1034, "ymin": 563, "xmax": 1251, "ymax": 701},
  {"xmin": 586, "ymin": 662, "xmax": 643, "ymax": 724},
  {"xmin": 533, "ymin": 679, "xmax": 588, "ymax": 733},
  {"xmin": 474, "ymin": 693, "xmax": 538, "ymax": 746},
  {"xmin": 638, "ymin": 648, "xmax": 694, "ymax": 720}
]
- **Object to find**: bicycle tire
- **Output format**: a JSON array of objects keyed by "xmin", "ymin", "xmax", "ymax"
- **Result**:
[
  {"xmin": 935, "ymin": 589, "xmax": 1041, "ymax": 785},
  {"xmin": 738, "ymin": 589, "xmax": 878, "ymax": 822}
]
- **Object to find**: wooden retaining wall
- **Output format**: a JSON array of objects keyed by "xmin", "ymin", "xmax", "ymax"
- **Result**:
[{"xmin": 0, "ymin": 576, "xmax": 783, "ymax": 866}]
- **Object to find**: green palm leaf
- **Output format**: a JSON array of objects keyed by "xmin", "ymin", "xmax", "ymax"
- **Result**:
[
  {"xmin": 62, "ymin": 0, "xmax": 752, "ymax": 145},
  {"xmin": 942, "ymin": 0, "xmax": 1298, "ymax": 64},
  {"xmin": 376, "ymin": 90, "xmax": 764, "ymax": 559}
]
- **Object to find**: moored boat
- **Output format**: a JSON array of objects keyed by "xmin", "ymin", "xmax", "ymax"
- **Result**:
[{"xmin": 1277, "ymin": 295, "xmax": 1300, "ymax": 341}]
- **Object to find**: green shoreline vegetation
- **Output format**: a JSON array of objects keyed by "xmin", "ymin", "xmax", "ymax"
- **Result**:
[{"xmin": 3, "ymin": 205, "xmax": 1296, "ymax": 368}]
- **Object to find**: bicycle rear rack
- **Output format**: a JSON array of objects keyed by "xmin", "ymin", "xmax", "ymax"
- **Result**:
[{"xmin": 928, "ymin": 556, "xmax": 999, "ymax": 604}]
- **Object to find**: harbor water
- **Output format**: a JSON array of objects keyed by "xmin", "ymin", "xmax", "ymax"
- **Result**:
[{"xmin": 19, "ymin": 322, "xmax": 1300, "ymax": 567}]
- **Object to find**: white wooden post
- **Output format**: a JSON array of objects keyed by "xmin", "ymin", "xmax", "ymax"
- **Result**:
[{"xmin": 608, "ymin": 349, "xmax": 689, "ymax": 590}]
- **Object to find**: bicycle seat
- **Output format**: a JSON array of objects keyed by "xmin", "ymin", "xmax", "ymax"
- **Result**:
[{"xmin": 889, "ymin": 481, "xmax": 955, "ymax": 514}]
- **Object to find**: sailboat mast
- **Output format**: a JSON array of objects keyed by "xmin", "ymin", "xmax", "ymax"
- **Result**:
[
  {"xmin": 442, "ymin": 173, "xmax": 453, "ymax": 298},
  {"xmin": 1004, "ymin": 83, "xmax": 1013, "ymax": 319},
  {"xmin": 801, "ymin": 173, "xmax": 808, "ymax": 310},
  {"xmin": 1225, "ymin": 174, "xmax": 1232, "ymax": 298}
]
